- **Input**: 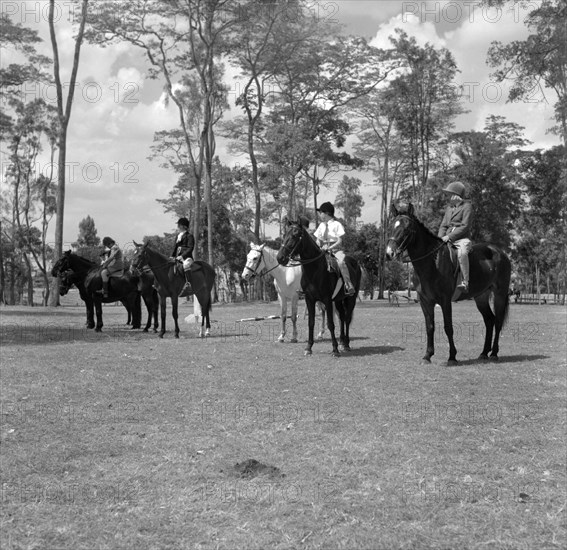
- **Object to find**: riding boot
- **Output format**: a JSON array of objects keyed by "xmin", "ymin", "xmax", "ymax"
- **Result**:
[
  {"xmin": 339, "ymin": 264, "xmax": 355, "ymax": 296},
  {"xmin": 457, "ymin": 252, "xmax": 470, "ymax": 291},
  {"xmin": 179, "ymin": 271, "xmax": 193, "ymax": 298},
  {"xmin": 102, "ymin": 281, "xmax": 109, "ymax": 298}
]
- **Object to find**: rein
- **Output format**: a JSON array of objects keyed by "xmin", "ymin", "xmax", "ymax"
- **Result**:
[
  {"xmin": 282, "ymin": 227, "xmax": 326, "ymax": 266},
  {"xmin": 391, "ymin": 215, "xmax": 447, "ymax": 263},
  {"xmin": 246, "ymin": 249, "xmax": 302, "ymax": 280}
]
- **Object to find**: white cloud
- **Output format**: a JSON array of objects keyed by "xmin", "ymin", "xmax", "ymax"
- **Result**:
[{"xmin": 370, "ymin": 13, "xmax": 446, "ymax": 50}]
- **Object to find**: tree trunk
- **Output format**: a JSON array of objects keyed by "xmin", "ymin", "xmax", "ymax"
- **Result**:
[{"xmin": 47, "ymin": 0, "xmax": 88, "ymax": 306}]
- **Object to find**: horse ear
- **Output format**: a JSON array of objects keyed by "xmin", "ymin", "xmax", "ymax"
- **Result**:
[
  {"xmin": 390, "ymin": 203, "xmax": 399, "ymax": 217},
  {"xmin": 259, "ymin": 243, "xmax": 265, "ymax": 250},
  {"xmin": 133, "ymin": 240, "xmax": 141, "ymax": 247},
  {"xmin": 407, "ymin": 203, "xmax": 415, "ymax": 217}
]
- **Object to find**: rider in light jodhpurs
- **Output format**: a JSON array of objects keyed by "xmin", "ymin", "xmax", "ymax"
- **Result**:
[{"xmin": 438, "ymin": 181, "xmax": 473, "ymax": 292}]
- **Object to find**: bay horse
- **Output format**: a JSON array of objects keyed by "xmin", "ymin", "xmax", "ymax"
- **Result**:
[
  {"xmin": 242, "ymin": 243, "xmax": 326, "ymax": 342},
  {"xmin": 386, "ymin": 202, "xmax": 511, "ymax": 365},
  {"xmin": 51, "ymin": 251, "xmax": 142, "ymax": 332},
  {"xmin": 132, "ymin": 242, "xmax": 215, "ymax": 338},
  {"xmin": 58, "ymin": 267, "xmax": 159, "ymax": 332},
  {"xmin": 277, "ymin": 220, "xmax": 361, "ymax": 357}
]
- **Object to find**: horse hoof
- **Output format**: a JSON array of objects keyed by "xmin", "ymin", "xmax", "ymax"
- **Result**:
[
  {"xmin": 332, "ymin": 350, "xmax": 341, "ymax": 357},
  {"xmin": 159, "ymin": 334, "xmax": 165, "ymax": 339},
  {"xmin": 489, "ymin": 355, "xmax": 499, "ymax": 362},
  {"xmin": 277, "ymin": 337, "xmax": 285, "ymax": 343},
  {"xmin": 290, "ymin": 338, "xmax": 298, "ymax": 343},
  {"xmin": 420, "ymin": 358, "xmax": 431, "ymax": 365},
  {"xmin": 446, "ymin": 359, "xmax": 458, "ymax": 366},
  {"xmin": 342, "ymin": 345, "xmax": 351, "ymax": 352},
  {"xmin": 143, "ymin": 328, "xmax": 149, "ymax": 333},
  {"xmin": 175, "ymin": 334, "xmax": 179, "ymax": 339},
  {"xmin": 95, "ymin": 328, "xmax": 102, "ymax": 333},
  {"xmin": 205, "ymin": 331, "xmax": 210, "ymax": 337},
  {"xmin": 153, "ymin": 329, "xmax": 158, "ymax": 333},
  {"xmin": 478, "ymin": 354, "xmax": 489, "ymax": 361},
  {"xmin": 304, "ymin": 349, "xmax": 312, "ymax": 356}
]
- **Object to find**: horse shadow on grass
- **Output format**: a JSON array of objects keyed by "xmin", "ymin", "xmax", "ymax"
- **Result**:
[
  {"xmin": 0, "ymin": 323, "xmax": 148, "ymax": 347},
  {"xmin": 345, "ymin": 345, "xmax": 405, "ymax": 357},
  {"xmin": 444, "ymin": 354, "xmax": 550, "ymax": 367},
  {"xmin": 334, "ymin": 337, "xmax": 403, "ymax": 357}
]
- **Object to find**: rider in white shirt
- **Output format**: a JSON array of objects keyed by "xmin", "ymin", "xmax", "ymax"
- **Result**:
[{"xmin": 313, "ymin": 202, "xmax": 355, "ymax": 296}]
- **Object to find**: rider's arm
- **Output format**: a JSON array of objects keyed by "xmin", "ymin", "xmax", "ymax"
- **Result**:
[
  {"xmin": 448, "ymin": 202, "xmax": 472, "ymax": 241},
  {"xmin": 438, "ymin": 208, "xmax": 450, "ymax": 238},
  {"xmin": 328, "ymin": 236, "xmax": 342, "ymax": 251}
]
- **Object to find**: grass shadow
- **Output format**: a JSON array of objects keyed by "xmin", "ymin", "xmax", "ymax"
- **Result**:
[
  {"xmin": 445, "ymin": 354, "xmax": 551, "ymax": 367},
  {"xmin": 0, "ymin": 324, "xmax": 147, "ymax": 346},
  {"xmin": 344, "ymin": 345, "xmax": 404, "ymax": 357}
]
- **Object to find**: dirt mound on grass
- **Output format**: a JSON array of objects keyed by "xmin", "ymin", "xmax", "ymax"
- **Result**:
[{"xmin": 233, "ymin": 459, "xmax": 284, "ymax": 479}]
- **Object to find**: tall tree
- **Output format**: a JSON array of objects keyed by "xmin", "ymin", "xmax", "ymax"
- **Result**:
[
  {"xmin": 74, "ymin": 216, "xmax": 100, "ymax": 248},
  {"xmin": 387, "ymin": 30, "xmax": 464, "ymax": 211},
  {"xmin": 335, "ymin": 176, "xmax": 364, "ymax": 228},
  {"xmin": 48, "ymin": 0, "xmax": 89, "ymax": 305},
  {"xmin": 485, "ymin": 0, "xmax": 567, "ymax": 142},
  {"xmin": 88, "ymin": 0, "xmax": 239, "ymax": 264},
  {"xmin": 513, "ymin": 145, "xmax": 566, "ymax": 302}
]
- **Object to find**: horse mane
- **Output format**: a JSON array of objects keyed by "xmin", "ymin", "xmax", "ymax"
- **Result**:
[
  {"xmin": 395, "ymin": 205, "xmax": 441, "ymax": 243},
  {"xmin": 409, "ymin": 214, "xmax": 442, "ymax": 242},
  {"xmin": 144, "ymin": 243, "xmax": 168, "ymax": 261},
  {"xmin": 67, "ymin": 252, "xmax": 97, "ymax": 270}
]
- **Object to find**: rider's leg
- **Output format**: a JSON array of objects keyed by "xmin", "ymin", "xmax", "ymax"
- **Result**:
[
  {"xmin": 100, "ymin": 269, "xmax": 110, "ymax": 297},
  {"xmin": 180, "ymin": 257, "xmax": 194, "ymax": 296},
  {"xmin": 335, "ymin": 251, "xmax": 355, "ymax": 296},
  {"xmin": 455, "ymin": 239, "xmax": 471, "ymax": 290}
]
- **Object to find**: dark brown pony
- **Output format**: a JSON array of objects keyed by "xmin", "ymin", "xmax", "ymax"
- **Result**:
[
  {"xmin": 386, "ymin": 203, "xmax": 511, "ymax": 365},
  {"xmin": 132, "ymin": 242, "xmax": 215, "ymax": 338},
  {"xmin": 51, "ymin": 251, "xmax": 141, "ymax": 332},
  {"xmin": 277, "ymin": 219, "xmax": 361, "ymax": 357}
]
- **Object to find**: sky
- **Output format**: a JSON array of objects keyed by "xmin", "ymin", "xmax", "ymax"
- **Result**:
[{"xmin": 1, "ymin": 0, "xmax": 560, "ymax": 253}]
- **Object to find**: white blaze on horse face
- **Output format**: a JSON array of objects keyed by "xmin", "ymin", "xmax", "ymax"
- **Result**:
[{"xmin": 394, "ymin": 220, "xmax": 401, "ymax": 228}]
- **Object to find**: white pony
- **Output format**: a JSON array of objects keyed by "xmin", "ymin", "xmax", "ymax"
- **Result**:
[{"xmin": 242, "ymin": 243, "xmax": 325, "ymax": 342}]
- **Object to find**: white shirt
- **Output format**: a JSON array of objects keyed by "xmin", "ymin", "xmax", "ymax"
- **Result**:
[{"xmin": 314, "ymin": 219, "xmax": 345, "ymax": 244}]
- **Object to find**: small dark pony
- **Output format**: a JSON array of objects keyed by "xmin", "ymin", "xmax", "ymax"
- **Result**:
[
  {"xmin": 132, "ymin": 242, "xmax": 216, "ymax": 338},
  {"xmin": 277, "ymin": 219, "xmax": 361, "ymax": 357},
  {"xmin": 386, "ymin": 203, "xmax": 511, "ymax": 365},
  {"xmin": 51, "ymin": 251, "xmax": 142, "ymax": 332}
]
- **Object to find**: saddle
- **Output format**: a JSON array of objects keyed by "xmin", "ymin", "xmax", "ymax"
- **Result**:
[
  {"xmin": 324, "ymin": 252, "xmax": 341, "ymax": 275},
  {"xmin": 170, "ymin": 260, "xmax": 201, "ymax": 279}
]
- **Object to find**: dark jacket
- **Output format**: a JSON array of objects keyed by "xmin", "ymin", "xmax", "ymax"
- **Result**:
[
  {"xmin": 438, "ymin": 200, "xmax": 473, "ymax": 241},
  {"xmin": 172, "ymin": 231, "xmax": 195, "ymax": 260}
]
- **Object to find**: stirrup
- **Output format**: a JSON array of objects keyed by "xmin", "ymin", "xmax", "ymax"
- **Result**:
[
  {"xmin": 179, "ymin": 283, "xmax": 194, "ymax": 297},
  {"xmin": 344, "ymin": 282, "xmax": 355, "ymax": 296}
]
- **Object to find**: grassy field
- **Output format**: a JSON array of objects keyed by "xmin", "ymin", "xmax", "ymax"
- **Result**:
[{"xmin": 1, "ymin": 297, "xmax": 565, "ymax": 550}]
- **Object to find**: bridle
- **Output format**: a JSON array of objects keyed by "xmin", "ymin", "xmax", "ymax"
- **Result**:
[
  {"xmin": 133, "ymin": 246, "xmax": 172, "ymax": 271},
  {"xmin": 280, "ymin": 225, "xmax": 325, "ymax": 266},
  {"xmin": 389, "ymin": 215, "xmax": 446, "ymax": 263}
]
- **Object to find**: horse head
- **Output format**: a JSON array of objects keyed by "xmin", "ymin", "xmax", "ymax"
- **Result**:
[
  {"xmin": 386, "ymin": 202, "xmax": 417, "ymax": 260},
  {"xmin": 58, "ymin": 270, "xmax": 75, "ymax": 296},
  {"xmin": 132, "ymin": 241, "xmax": 149, "ymax": 270},
  {"xmin": 277, "ymin": 220, "xmax": 304, "ymax": 266},
  {"xmin": 242, "ymin": 242, "xmax": 266, "ymax": 281},
  {"xmin": 51, "ymin": 250, "xmax": 73, "ymax": 277}
]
